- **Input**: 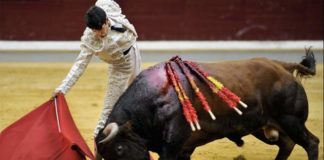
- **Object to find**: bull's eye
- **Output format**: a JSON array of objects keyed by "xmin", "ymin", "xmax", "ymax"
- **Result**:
[{"xmin": 116, "ymin": 145, "xmax": 124, "ymax": 156}]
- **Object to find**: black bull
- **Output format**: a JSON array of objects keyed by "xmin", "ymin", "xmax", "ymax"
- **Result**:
[{"xmin": 95, "ymin": 50, "xmax": 319, "ymax": 160}]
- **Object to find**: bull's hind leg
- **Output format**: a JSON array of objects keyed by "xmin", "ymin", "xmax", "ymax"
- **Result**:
[
  {"xmin": 276, "ymin": 86, "xmax": 318, "ymax": 159},
  {"xmin": 277, "ymin": 116, "xmax": 319, "ymax": 160},
  {"xmin": 275, "ymin": 137, "xmax": 295, "ymax": 160},
  {"xmin": 253, "ymin": 129, "xmax": 296, "ymax": 160},
  {"xmin": 274, "ymin": 82, "xmax": 319, "ymax": 159}
]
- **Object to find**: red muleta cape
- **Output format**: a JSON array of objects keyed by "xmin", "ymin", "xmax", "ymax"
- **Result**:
[{"xmin": 0, "ymin": 93, "xmax": 94, "ymax": 160}]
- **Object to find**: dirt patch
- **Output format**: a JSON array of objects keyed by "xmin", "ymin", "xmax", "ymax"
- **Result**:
[{"xmin": 0, "ymin": 62, "xmax": 322, "ymax": 160}]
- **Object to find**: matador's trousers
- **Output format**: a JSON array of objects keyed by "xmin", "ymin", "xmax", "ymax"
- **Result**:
[{"xmin": 94, "ymin": 44, "xmax": 141, "ymax": 137}]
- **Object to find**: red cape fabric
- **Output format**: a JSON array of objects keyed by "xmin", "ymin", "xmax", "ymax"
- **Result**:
[{"xmin": 0, "ymin": 93, "xmax": 94, "ymax": 160}]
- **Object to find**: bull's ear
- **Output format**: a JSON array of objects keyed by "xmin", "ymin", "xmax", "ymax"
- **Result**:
[{"xmin": 121, "ymin": 121, "xmax": 133, "ymax": 132}]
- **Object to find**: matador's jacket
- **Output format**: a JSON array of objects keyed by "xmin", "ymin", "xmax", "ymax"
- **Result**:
[{"xmin": 55, "ymin": 0, "xmax": 141, "ymax": 137}]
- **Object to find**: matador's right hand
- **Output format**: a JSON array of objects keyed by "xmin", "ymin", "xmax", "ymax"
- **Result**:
[{"xmin": 51, "ymin": 90, "xmax": 61, "ymax": 100}]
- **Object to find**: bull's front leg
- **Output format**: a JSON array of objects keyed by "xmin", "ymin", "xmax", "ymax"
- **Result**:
[
  {"xmin": 159, "ymin": 143, "xmax": 183, "ymax": 160},
  {"xmin": 158, "ymin": 116, "xmax": 192, "ymax": 160}
]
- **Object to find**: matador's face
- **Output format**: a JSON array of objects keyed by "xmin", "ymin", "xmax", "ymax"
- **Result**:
[{"xmin": 92, "ymin": 19, "xmax": 110, "ymax": 38}]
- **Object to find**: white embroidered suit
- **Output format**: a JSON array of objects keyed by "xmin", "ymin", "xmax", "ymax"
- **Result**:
[{"xmin": 55, "ymin": 0, "xmax": 141, "ymax": 137}]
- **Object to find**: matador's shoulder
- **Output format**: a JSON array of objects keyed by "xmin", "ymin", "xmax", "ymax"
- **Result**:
[
  {"xmin": 81, "ymin": 28, "xmax": 104, "ymax": 52},
  {"xmin": 95, "ymin": 0, "xmax": 121, "ymax": 16}
]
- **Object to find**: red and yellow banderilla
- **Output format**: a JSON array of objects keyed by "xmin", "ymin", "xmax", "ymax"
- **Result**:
[
  {"xmin": 166, "ymin": 62, "xmax": 201, "ymax": 131},
  {"xmin": 173, "ymin": 57, "xmax": 216, "ymax": 120},
  {"xmin": 185, "ymin": 61, "xmax": 248, "ymax": 115}
]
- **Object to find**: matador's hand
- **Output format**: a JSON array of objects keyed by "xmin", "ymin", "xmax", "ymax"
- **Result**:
[{"xmin": 51, "ymin": 90, "xmax": 61, "ymax": 100}]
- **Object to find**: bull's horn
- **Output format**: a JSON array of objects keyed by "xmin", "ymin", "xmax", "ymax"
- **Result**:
[{"xmin": 99, "ymin": 122, "xmax": 119, "ymax": 144}]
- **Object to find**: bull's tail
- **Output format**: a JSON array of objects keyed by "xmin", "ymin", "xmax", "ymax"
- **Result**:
[{"xmin": 274, "ymin": 47, "xmax": 316, "ymax": 79}]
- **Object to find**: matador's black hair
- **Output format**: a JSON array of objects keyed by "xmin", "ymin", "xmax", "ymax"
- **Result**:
[{"xmin": 85, "ymin": 5, "xmax": 107, "ymax": 30}]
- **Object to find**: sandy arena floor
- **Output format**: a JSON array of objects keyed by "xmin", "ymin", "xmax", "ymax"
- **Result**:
[{"xmin": 0, "ymin": 62, "xmax": 323, "ymax": 160}]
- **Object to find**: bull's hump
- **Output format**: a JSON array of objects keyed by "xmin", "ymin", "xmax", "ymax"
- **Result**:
[{"xmin": 144, "ymin": 62, "xmax": 168, "ymax": 89}]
